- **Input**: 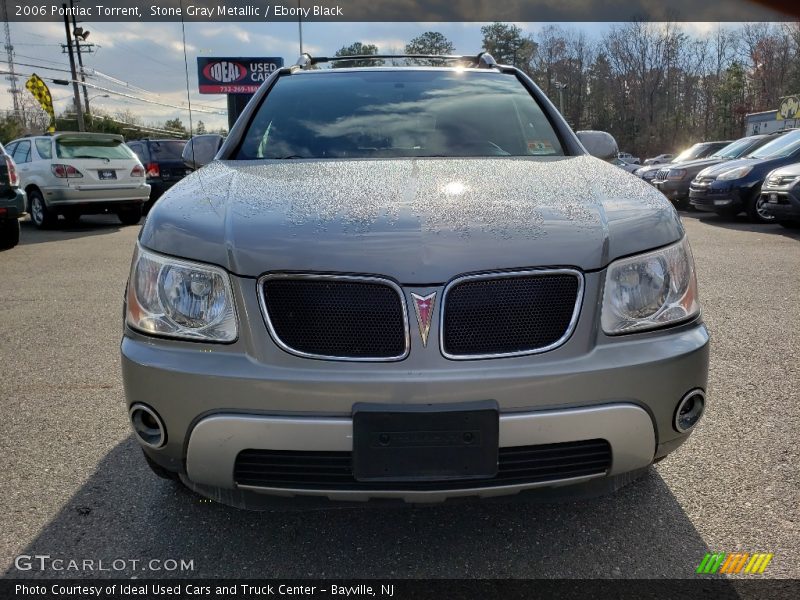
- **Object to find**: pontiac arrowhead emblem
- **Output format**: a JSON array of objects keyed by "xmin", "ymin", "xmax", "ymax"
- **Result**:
[{"xmin": 411, "ymin": 292, "xmax": 436, "ymax": 347}]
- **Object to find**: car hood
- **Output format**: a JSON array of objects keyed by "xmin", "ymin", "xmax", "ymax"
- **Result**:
[
  {"xmin": 668, "ymin": 156, "xmax": 731, "ymax": 174},
  {"xmin": 140, "ymin": 156, "xmax": 682, "ymax": 281},
  {"xmin": 698, "ymin": 157, "xmax": 762, "ymax": 178},
  {"xmin": 638, "ymin": 164, "xmax": 664, "ymax": 174},
  {"xmin": 767, "ymin": 161, "xmax": 800, "ymax": 177}
]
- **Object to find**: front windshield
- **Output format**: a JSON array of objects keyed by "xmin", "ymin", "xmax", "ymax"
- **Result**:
[
  {"xmin": 672, "ymin": 145, "xmax": 705, "ymax": 163},
  {"xmin": 711, "ymin": 138, "xmax": 758, "ymax": 159},
  {"xmin": 235, "ymin": 70, "xmax": 565, "ymax": 159},
  {"xmin": 150, "ymin": 140, "xmax": 186, "ymax": 160},
  {"xmin": 748, "ymin": 130, "xmax": 800, "ymax": 159}
]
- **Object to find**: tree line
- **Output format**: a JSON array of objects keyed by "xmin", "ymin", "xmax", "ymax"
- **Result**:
[{"xmin": 335, "ymin": 23, "xmax": 800, "ymax": 157}]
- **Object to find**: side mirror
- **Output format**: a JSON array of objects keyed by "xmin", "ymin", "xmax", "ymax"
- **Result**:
[
  {"xmin": 182, "ymin": 134, "xmax": 225, "ymax": 170},
  {"xmin": 576, "ymin": 130, "xmax": 619, "ymax": 161}
]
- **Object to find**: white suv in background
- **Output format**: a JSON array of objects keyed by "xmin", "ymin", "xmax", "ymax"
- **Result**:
[{"xmin": 4, "ymin": 133, "xmax": 150, "ymax": 228}]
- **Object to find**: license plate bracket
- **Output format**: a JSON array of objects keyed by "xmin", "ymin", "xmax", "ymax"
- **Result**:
[{"xmin": 352, "ymin": 401, "xmax": 499, "ymax": 482}]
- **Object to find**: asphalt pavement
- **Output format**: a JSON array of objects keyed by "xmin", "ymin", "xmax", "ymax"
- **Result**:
[{"xmin": 0, "ymin": 212, "xmax": 797, "ymax": 579}]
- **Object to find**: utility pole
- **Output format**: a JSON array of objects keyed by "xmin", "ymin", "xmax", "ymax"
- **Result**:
[
  {"xmin": 61, "ymin": 2, "xmax": 85, "ymax": 131},
  {"xmin": 1, "ymin": 0, "xmax": 22, "ymax": 120},
  {"xmin": 70, "ymin": 0, "xmax": 90, "ymax": 116},
  {"xmin": 553, "ymin": 80, "xmax": 567, "ymax": 115}
]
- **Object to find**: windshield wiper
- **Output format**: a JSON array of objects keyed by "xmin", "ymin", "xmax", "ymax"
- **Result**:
[{"xmin": 272, "ymin": 155, "xmax": 308, "ymax": 159}]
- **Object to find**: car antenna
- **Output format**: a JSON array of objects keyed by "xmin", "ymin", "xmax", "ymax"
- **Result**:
[{"xmin": 179, "ymin": 0, "xmax": 196, "ymax": 168}]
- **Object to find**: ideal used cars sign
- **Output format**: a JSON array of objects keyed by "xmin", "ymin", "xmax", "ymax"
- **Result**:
[{"xmin": 197, "ymin": 57, "xmax": 284, "ymax": 94}]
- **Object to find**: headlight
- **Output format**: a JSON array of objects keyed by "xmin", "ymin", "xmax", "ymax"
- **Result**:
[
  {"xmin": 667, "ymin": 169, "xmax": 687, "ymax": 180},
  {"xmin": 696, "ymin": 166, "xmax": 713, "ymax": 178},
  {"xmin": 126, "ymin": 245, "xmax": 237, "ymax": 342},
  {"xmin": 601, "ymin": 237, "xmax": 699, "ymax": 334},
  {"xmin": 717, "ymin": 166, "xmax": 753, "ymax": 180}
]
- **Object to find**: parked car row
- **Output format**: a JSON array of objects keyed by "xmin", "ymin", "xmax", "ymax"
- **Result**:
[
  {"xmin": 633, "ymin": 141, "xmax": 733, "ymax": 183},
  {"xmin": 689, "ymin": 129, "xmax": 800, "ymax": 224},
  {"xmin": 651, "ymin": 133, "xmax": 783, "ymax": 209},
  {"xmin": 621, "ymin": 129, "xmax": 800, "ymax": 227}
]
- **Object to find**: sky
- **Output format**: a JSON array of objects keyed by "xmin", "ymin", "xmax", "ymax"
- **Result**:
[{"xmin": 1, "ymin": 21, "xmax": 727, "ymax": 131}]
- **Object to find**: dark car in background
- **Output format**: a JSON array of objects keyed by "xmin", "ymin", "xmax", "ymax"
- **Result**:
[
  {"xmin": 635, "ymin": 141, "xmax": 731, "ymax": 182},
  {"xmin": 0, "ymin": 141, "xmax": 27, "ymax": 249},
  {"xmin": 126, "ymin": 139, "xmax": 190, "ymax": 209},
  {"xmin": 690, "ymin": 129, "xmax": 800, "ymax": 223},
  {"xmin": 761, "ymin": 163, "xmax": 800, "ymax": 229},
  {"xmin": 652, "ymin": 133, "xmax": 784, "ymax": 209},
  {"xmin": 181, "ymin": 134, "xmax": 225, "ymax": 172}
]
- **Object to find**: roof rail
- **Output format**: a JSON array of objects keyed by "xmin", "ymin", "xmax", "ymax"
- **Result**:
[{"xmin": 292, "ymin": 52, "xmax": 499, "ymax": 70}]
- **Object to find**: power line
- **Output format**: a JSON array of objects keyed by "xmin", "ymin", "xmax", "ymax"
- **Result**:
[{"xmin": 1, "ymin": 69, "xmax": 226, "ymax": 115}]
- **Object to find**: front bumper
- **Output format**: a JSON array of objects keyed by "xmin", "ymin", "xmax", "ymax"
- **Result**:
[
  {"xmin": 761, "ymin": 188, "xmax": 800, "ymax": 220},
  {"xmin": 653, "ymin": 179, "xmax": 690, "ymax": 202},
  {"xmin": 43, "ymin": 183, "xmax": 150, "ymax": 206},
  {"xmin": 121, "ymin": 269, "xmax": 710, "ymax": 501},
  {"xmin": 689, "ymin": 180, "xmax": 761, "ymax": 212}
]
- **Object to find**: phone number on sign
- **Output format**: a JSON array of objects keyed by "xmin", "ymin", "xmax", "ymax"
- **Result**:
[{"xmin": 215, "ymin": 85, "xmax": 261, "ymax": 94}]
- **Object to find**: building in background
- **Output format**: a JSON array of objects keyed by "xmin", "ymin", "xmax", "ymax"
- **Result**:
[{"xmin": 745, "ymin": 94, "xmax": 800, "ymax": 136}]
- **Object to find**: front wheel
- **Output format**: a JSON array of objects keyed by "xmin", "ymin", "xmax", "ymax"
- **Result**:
[
  {"xmin": 746, "ymin": 193, "xmax": 776, "ymax": 224},
  {"xmin": 673, "ymin": 197, "xmax": 690, "ymax": 211},
  {"xmin": 0, "ymin": 219, "xmax": 20, "ymax": 249},
  {"xmin": 28, "ymin": 190, "xmax": 56, "ymax": 229},
  {"xmin": 117, "ymin": 205, "xmax": 142, "ymax": 226}
]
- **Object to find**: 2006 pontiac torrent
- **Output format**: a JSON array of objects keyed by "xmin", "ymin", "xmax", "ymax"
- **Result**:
[{"xmin": 121, "ymin": 53, "xmax": 709, "ymax": 505}]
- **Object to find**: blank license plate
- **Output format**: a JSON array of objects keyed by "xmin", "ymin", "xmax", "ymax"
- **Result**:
[
  {"xmin": 352, "ymin": 401, "xmax": 499, "ymax": 482},
  {"xmin": 98, "ymin": 169, "xmax": 116, "ymax": 180}
]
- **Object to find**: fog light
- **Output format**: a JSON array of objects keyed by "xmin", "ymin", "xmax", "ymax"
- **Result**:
[
  {"xmin": 674, "ymin": 390, "xmax": 705, "ymax": 433},
  {"xmin": 129, "ymin": 403, "xmax": 166, "ymax": 448}
]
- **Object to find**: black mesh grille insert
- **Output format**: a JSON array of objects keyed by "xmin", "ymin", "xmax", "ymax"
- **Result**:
[
  {"xmin": 442, "ymin": 273, "xmax": 581, "ymax": 357},
  {"xmin": 234, "ymin": 439, "xmax": 611, "ymax": 490},
  {"xmin": 262, "ymin": 278, "xmax": 406, "ymax": 359}
]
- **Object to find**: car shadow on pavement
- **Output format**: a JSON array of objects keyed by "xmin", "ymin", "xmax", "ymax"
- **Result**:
[
  {"xmin": 679, "ymin": 211, "xmax": 800, "ymax": 239},
  {"xmin": 17, "ymin": 216, "xmax": 136, "ymax": 246},
  {"xmin": 6, "ymin": 437, "xmax": 729, "ymax": 580}
]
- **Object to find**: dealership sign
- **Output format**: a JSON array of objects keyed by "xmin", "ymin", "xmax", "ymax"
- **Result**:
[
  {"xmin": 197, "ymin": 57, "xmax": 284, "ymax": 94},
  {"xmin": 777, "ymin": 95, "xmax": 799, "ymax": 120}
]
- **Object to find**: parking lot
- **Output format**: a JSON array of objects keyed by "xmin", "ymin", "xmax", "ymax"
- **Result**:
[{"xmin": 0, "ymin": 212, "xmax": 797, "ymax": 579}]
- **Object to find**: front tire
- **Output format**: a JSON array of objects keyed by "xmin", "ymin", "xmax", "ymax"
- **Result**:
[
  {"xmin": 28, "ymin": 190, "xmax": 56, "ymax": 229},
  {"xmin": 746, "ymin": 193, "xmax": 775, "ymax": 224},
  {"xmin": 673, "ymin": 197, "xmax": 690, "ymax": 211},
  {"xmin": 0, "ymin": 219, "xmax": 20, "ymax": 249},
  {"xmin": 117, "ymin": 205, "xmax": 142, "ymax": 226}
]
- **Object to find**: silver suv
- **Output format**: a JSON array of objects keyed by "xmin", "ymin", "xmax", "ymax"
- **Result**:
[
  {"xmin": 121, "ymin": 53, "xmax": 709, "ymax": 506},
  {"xmin": 5, "ymin": 132, "xmax": 149, "ymax": 227}
]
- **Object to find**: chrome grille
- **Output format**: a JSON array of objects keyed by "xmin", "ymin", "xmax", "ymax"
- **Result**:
[
  {"xmin": 441, "ymin": 270, "xmax": 583, "ymax": 359},
  {"xmin": 654, "ymin": 168, "xmax": 670, "ymax": 181},
  {"xmin": 260, "ymin": 275, "xmax": 409, "ymax": 361}
]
